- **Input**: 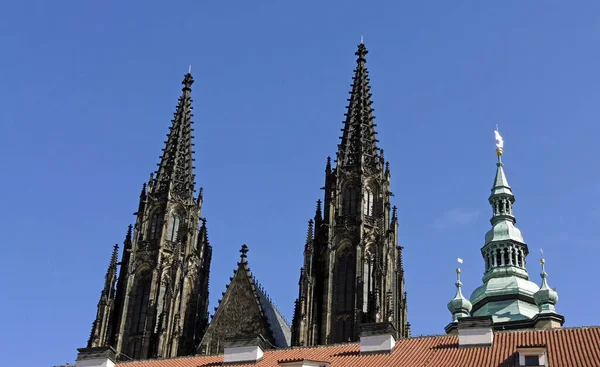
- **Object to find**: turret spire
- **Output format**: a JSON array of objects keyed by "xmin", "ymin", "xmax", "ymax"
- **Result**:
[
  {"xmin": 534, "ymin": 253, "xmax": 559, "ymax": 313},
  {"xmin": 447, "ymin": 262, "xmax": 472, "ymax": 322},
  {"xmin": 154, "ymin": 72, "xmax": 197, "ymax": 200},
  {"xmin": 467, "ymin": 129, "xmax": 546, "ymax": 329},
  {"xmin": 336, "ymin": 43, "xmax": 379, "ymax": 168},
  {"xmin": 305, "ymin": 220, "xmax": 314, "ymax": 251}
]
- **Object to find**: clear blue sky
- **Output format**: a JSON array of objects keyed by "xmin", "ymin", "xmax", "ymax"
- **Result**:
[{"xmin": 1, "ymin": 1, "xmax": 599, "ymax": 366}]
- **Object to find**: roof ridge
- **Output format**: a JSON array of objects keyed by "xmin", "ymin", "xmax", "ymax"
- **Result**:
[{"xmin": 253, "ymin": 277, "xmax": 291, "ymax": 327}]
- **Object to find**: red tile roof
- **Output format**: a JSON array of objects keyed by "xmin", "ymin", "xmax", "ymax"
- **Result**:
[{"xmin": 117, "ymin": 326, "xmax": 600, "ymax": 367}]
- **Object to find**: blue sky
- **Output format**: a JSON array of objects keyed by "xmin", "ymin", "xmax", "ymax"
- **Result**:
[{"xmin": 1, "ymin": 1, "xmax": 599, "ymax": 366}]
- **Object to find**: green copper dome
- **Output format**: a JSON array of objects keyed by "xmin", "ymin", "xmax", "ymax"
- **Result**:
[
  {"xmin": 485, "ymin": 220, "xmax": 524, "ymax": 243},
  {"xmin": 469, "ymin": 143, "xmax": 541, "ymax": 324},
  {"xmin": 534, "ymin": 260, "xmax": 559, "ymax": 313},
  {"xmin": 447, "ymin": 272, "xmax": 472, "ymax": 322}
]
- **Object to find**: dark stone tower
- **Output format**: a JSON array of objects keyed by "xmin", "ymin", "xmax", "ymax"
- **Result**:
[
  {"xmin": 291, "ymin": 43, "xmax": 409, "ymax": 346},
  {"xmin": 87, "ymin": 72, "xmax": 212, "ymax": 361}
]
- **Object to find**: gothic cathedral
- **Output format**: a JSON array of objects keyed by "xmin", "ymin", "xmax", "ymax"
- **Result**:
[
  {"xmin": 87, "ymin": 73, "xmax": 212, "ymax": 360},
  {"xmin": 290, "ymin": 43, "xmax": 409, "ymax": 346},
  {"xmin": 87, "ymin": 43, "xmax": 409, "ymax": 361}
]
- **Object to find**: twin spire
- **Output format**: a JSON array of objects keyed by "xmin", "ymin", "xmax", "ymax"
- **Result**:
[
  {"xmin": 336, "ymin": 43, "xmax": 380, "ymax": 168},
  {"xmin": 154, "ymin": 71, "xmax": 197, "ymax": 201}
]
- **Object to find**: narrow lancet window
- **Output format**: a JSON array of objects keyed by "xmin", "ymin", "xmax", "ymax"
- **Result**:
[
  {"xmin": 342, "ymin": 186, "xmax": 357, "ymax": 215},
  {"xmin": 148, "ymin": 212, "xmax": 161, "ymax": 240},
  {"xmin": 334, "ymin": 249, "xmax": 355, "ymax": 342},
  {"xmin": 168, "ymin": 213, "xmax": 180, "ymax": 241},
  {"xmin": 363, "ymin": 188, "xmax": 374, "ymax": 216}
]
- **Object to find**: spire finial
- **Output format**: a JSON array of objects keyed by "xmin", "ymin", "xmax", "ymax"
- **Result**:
[
  {"xmin": 447, "ymin": 257, "xmax": 472, "ymax": 322},
  {"xmin": 533, "ymin": 248, "xmax": 560, "ymax": 312},
  {"xmin": 456, "ymin": 257, "xmax": 463, "ymax": 282},
  {"xmin": 355, "ymin": 42, "xmax": 368, "ymax": 63},
  {"xmin": 494, "ymin": 126, "xmax": 504, "ymax": 161},
  {"xmin": 188, "ymin": 64, "xmax": 192, "ymax": 74},
  {"xmin": 540, "ymin": 248, "xmax": 546, "ymax": 277},
  {"xmin": 182, "ymin": 71, "xmax": 194, "ymax": 89},
  {"xmin": 360, "ymin": 34, "xmax": 364, "ymax": 44},
  {"xmin": 240, "ymin": 244, "xmax": 249, "ymax": 263}
]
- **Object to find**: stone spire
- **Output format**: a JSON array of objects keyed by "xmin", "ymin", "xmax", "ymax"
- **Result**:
[
  {"xmin": 447, "ymin": 267, "xmax": 472, "ymax": 322},
  {"xmin": 88, "ymin": 244, "xmax": 119, "ymax": 348},
  {"xmin": 336, "ymin": 43, "xmax": 379, "ymax": 169},
  {"xmin": 292, "ymin": 43, "xmax": 408, "ymax": 346},
  {"xmin": 153, "ymin": 72, "xmax": 197, "ymax": 201},
  {"xmin": 304, "ymin": 220, "xmax": 314, "ymax": 251}
]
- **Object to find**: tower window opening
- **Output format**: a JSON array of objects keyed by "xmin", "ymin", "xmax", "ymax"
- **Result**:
[
  {"xmin": 342, "ymin": 186, "xmax": 357, "ymax": 216},
  {"xmin": 132, "ymin": 275, "xmax": 151, "ymax": 334},
  {"xmin": 364, "ymin": 188, "xmax": 374, "ymax": 216},
  {"xmin": 334, "ymin": 249, "xmax": 355, "ymax": 342},
  {"xmin": 149, "ymin": 212, "xmax": 161, "ymax": 240},
  {"xmin": 496, "ymin": 249, "xmax": 502, "ymax": 266},
  {"xmin": 168, "ymin": 213, "xmax": 181, "ymax": 241}
]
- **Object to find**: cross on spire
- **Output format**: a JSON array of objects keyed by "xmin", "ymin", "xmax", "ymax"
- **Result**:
[{"xmin": 240, "ymin": 244, "xmax": 249, "ymax": 262}]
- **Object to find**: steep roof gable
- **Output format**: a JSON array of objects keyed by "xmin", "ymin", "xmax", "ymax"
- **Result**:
[{"xmin": 198, "ymin": 245, "xmax": 290, "ymax": 354}]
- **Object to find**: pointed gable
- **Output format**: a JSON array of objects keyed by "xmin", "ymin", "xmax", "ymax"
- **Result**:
[{"xmin": 199, "ymin": 245, "xmax": 291, "ymax": 355}]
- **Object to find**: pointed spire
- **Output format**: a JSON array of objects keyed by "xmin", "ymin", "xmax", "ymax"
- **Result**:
[
  {"xmin": 98, "ymin": 244, "xmax": 119, "ymax": 302},
  {"xmin": 199, "ymin": 218, "xmax": 209, "ymax": 245},
  {"xmin": 304, "ymin": 220, "xmax": 314, "ymax": 251},
  {"xmin": 136, "ymin": 183, "xmax": 147, "ymax": 215},
  {"xmin": 447, "ymin": 266, "xmax": 472, "ymax": 322},
  {"xmin": 534, "ymin": 256, "xmax": 559, "ymax": 313},
  {"xmin": 124, "ymin": 224, "xmax": 133, "ymax": 250},
  {"xmin": 337, "ymin": 43, "xmax": 379, "ymax": 168},
  {"xmin": 315, "ymin": 200, "xmax": 323, "ymax": 222},
  {"xmin": 154, "ymin": 72, "xmax": 197, "ymax": 200},
  {"xmin": 487, "ymin": 129, "xmax": 518, "ymax": 229}
]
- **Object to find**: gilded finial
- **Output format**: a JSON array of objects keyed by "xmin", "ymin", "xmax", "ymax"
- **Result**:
[
  {"xmin": 540, "ymin": 248, "xmax": 546, "ymax": 274},
  {"xmin": 494, "ymin": 126, "xmax": 504, "ymax": 159},
  {"xmin": 456, "ymin": 257, "xmax": 463, "ymax": 280}
]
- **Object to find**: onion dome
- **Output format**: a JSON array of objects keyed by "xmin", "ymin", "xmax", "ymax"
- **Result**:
[
  {"xmin": 448, "ymin": 268, "xmax": 472, "ymax": 322},
  {"xmin": 534, "ymin": 258, "xmax": 559, "ymax": 313}
]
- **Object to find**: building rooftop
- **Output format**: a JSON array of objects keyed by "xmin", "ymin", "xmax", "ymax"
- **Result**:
[{"xmin": 116, "ymin": 326, "xmax": 600, "ymax": 367}]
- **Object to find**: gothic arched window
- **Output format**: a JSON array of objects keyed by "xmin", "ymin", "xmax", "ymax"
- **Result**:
[
  {"xmin": 342, "ymin": 186, "xmax": 357, "ymax": 216},
  {"xmin": 362, "ymin": 250, "xmax": 374, "ymax": 312},
  {"xmin": 148, "ymin": 212, "xmax": 161, "ymax": 240},
  {"xmin": 363, "ymin": 188, "xmax": 374, "ymax": 216},
  {"xmin": 334, "ymin": 249, "xmax": 355, "ymax": 342},
  {"xmin": 168, "ymin": 213, "xmax": 181, "ymax": 241},
  {"xmin": 131, "ymin": 273, "xmax": 151, "ymax": 334}
]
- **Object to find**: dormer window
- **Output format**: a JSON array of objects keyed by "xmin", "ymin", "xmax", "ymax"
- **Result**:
[
  {"xmin": 524, "ymin": 355, "xmax": 540, "ymax": 366},
  {"xmin": 517, "ymin": 346, "xmax": 548, "ymax": 367}
]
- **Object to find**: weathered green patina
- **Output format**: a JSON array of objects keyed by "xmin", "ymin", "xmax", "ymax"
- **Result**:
[{"xmin": 469, "ymin": 152, "xmax": 541, "ymax": 323}]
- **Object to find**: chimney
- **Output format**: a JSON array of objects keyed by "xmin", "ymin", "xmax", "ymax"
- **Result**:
[
  {"xmin": 359, "ymin": 322, "xmax": 398, "ymax": 354},
  {"xmin": 457, "ymin": 316, "xmax": 494, "ymax": 347},
  {"xmin": 75, "ymin": 347, "xmax": 116, "ymax": 367},
  {"xmin": 223, "ymin": 335, "xmax": 267, "ymax": 364}
]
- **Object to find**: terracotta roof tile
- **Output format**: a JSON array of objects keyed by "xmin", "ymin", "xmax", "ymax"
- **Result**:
[{"xmin": 117, "ymin": 326, "xmax": 600, "ymax": 367}]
